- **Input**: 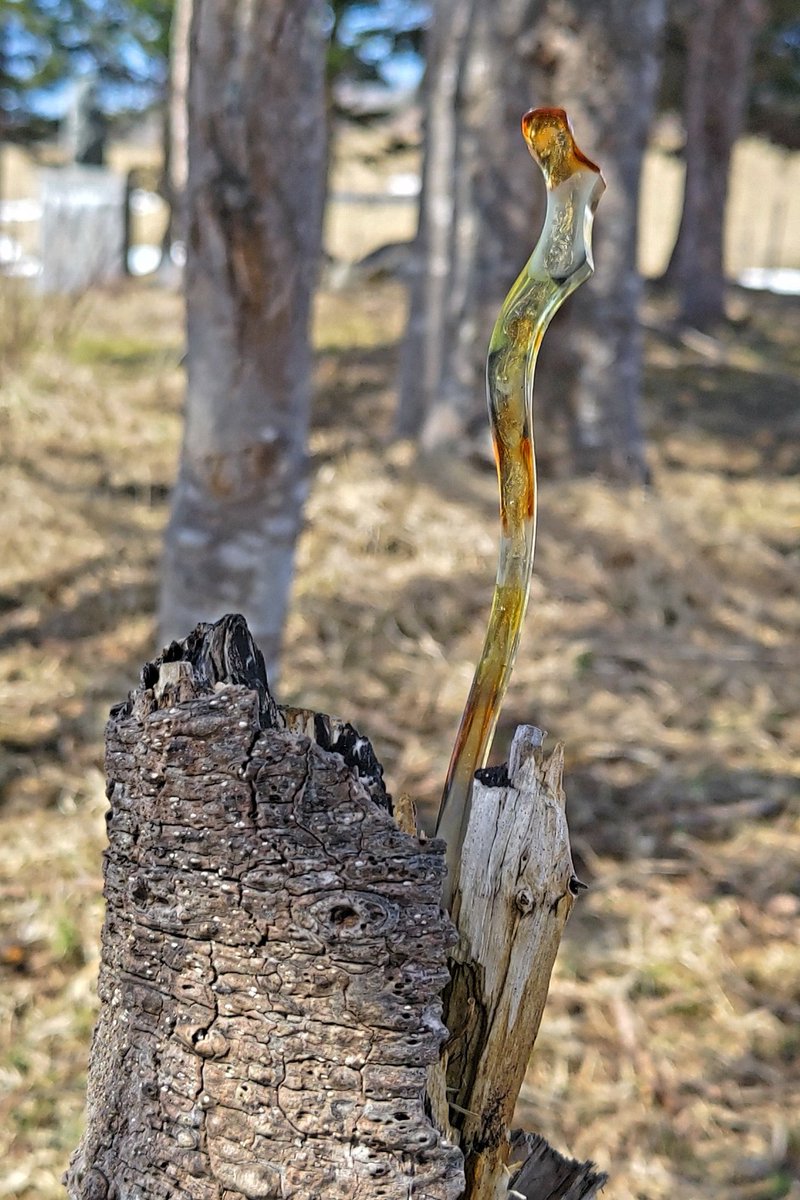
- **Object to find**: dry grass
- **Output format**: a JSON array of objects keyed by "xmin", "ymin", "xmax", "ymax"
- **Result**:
[{"xmin": 0, "ymin": 187, "xmax": 799, "ymax": 1196}]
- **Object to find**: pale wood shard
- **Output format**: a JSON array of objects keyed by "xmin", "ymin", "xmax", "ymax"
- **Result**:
[
  {"xmin": 65, "ymin": 615, "xmax": 464, "ymax": 1200},
  {"xmin": 433, "ymin": 725, "xmax": 591, "ymax": 1199}
]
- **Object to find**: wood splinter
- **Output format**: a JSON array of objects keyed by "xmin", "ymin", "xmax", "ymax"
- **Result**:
[{"xmin": 434, "ymin": 724, "xmax": 601, "ymax": 1198}]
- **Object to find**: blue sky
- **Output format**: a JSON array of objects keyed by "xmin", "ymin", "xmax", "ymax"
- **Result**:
[{"xmin": 3, "ymin": 0, "xmax": 428, "ymax": 126}]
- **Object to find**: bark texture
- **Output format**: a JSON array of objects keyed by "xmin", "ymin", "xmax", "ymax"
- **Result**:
[
  {"xmin": 158, "ymin": 1, "xmax": 327, "ymax": 675},
  {"xmin": 65, "ymin": 615, "xmax": 464, "ymax": 1200},
  {"xmin": 398, "ymin": 0, "xmax": 664, "ymax": 481},
  {"xmin": 663, "ymin": 0, "xmax": 763, "ymax": 328}
]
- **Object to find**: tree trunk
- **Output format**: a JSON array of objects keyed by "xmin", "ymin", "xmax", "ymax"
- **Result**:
[
  {"xmin": 397, "ymin": 0, "xmax": 543, "ymax": 446},
  {"xmin": 398, "ymin": 0, "xmax": 664, "ymax": 481},
  {"xmin": 663, "ymin": 0, "xmax": 762, "ymax": 329},
  {"xmin": 531, "ymin": 0, "xmax": 664, "ymax": 479},
  {"xmin": 158, "ymin": 1, "xmax": 327, "ymax": 676},
  {"xmin": 163, "ymin": 0, "xmax": 192, "ymax": 254},
  {"xmin": 65, "ymin": 615, "xmax": 606, "ymax": 1200}
]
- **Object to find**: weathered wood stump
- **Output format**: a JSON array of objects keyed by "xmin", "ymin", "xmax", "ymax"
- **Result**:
[{"xmin": 65, "ymin": 615, "xmax": 606, "ymax": 1200}]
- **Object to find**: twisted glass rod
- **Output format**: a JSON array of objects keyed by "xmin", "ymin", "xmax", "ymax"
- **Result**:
[{"xmin": 436, "ymin": 107, "xmax": 605, "ymax": 905}]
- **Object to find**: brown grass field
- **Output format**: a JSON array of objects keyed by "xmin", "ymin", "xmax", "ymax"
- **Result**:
[{"xmin": 0, "ymin": 130, "xmax": 799, "ymax": 1198}]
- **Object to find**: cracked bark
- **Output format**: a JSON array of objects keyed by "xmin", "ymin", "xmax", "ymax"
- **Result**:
[{"xmin": 66, "ymin": 615, "xmax": 605, "ymax": 1199}]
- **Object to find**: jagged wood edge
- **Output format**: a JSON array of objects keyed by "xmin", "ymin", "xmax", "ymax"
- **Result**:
[
  {"xmin": 131, "ymin": 612, "xmax": 391, "ymax": 813},
  {"xmin": 509, "ymin": 1132, "xmax": 606, "ymax": 1200}
]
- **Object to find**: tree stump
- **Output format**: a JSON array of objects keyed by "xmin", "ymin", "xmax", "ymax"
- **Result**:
[{"xmin": 66, "ymin": 615, "xmax": 606, "ymax": 1200}]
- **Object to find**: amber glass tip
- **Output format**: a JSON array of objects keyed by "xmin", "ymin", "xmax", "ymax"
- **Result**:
[{"xmin": 520, "ymin": 106, "xmax": 601, "ymax": 179}]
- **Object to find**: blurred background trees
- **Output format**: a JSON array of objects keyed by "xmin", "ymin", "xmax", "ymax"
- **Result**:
[
  {"xmin": 398, "ymin": 0, "xmax": 665, "ymax": 481},
  {"xmin": 162, "ymin": 0, "xmax": 190, "ymax": 251},
  {"xmin": 1, "ymin": 0, "xmax": 798, "ymax": 657},
  {"xmin": 0, "ymin": 0, "xmax": 172, "ymax": 147},
  {"xmin": 661, "ymin": 0, "xmax": 765, "ymax": 329},
  {"xmin": 157, "ymin": 0, "xmax": 328, "ymax": 672},
  {"xmin": 748, "ymin": 0, "xmax": 800, "ymax": 148}
]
